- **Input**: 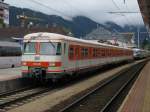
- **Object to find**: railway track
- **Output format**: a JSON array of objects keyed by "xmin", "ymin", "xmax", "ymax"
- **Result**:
[
  {"xmin": 58, "ymin": 61, "xmax": 147, "ymax": 112},
  {"xmin": 0, "ymin": 60, "xmax": 147, "ymax": 112},
  {"xmin": 0, "ymin": 62, "xmax": 127, "ymax": 111},
  {"xmin": 0, "ymin": 86, "xmax": 51, "ymax": 111},
  {"xmin": 0, "ymin": 86, "xmax": 36, "ymax": 98}
]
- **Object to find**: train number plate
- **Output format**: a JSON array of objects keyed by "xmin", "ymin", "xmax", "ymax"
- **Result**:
[{"xmin": 34, "ymin": 56, "xmax": 40, "ymax": 60}]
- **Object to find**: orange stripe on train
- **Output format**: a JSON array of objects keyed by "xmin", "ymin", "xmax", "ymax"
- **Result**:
[
  {"xmin": 22, "ymin": 61, "xmax": 62, "ymax": 67},
  {"xmin": 22, "ymin": 70, "xmax": 63, "ymax": 73}
]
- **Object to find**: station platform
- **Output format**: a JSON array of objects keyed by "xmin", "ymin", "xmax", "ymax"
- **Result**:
[
  {"xmin": 119, "ymin": 61, "xmax": 150, "ymax": 112},
  {"xmin": 0, "ymin": 67, "xmax": 21, "ymax": 81},
  {"xmin": 0, "ymin": 67, "xmax": 28, "ymax": 94}
]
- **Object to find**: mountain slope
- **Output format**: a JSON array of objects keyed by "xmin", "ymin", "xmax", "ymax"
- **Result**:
[
  {"xmin": 9, "ymin": 6, "xmax": 149, "ymax": 45},
  {"xmin": 9, "ymin": 6, "xmax": 100, "ymax": 37}
]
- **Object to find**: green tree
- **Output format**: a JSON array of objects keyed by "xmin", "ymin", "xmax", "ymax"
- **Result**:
[
  {"xmin": 0, "ymin": 19, "xmax": 6, "ymax": 28},
  {"xmin": 142, "ymin": 39, "xmax": 150, "ymax": 50}
]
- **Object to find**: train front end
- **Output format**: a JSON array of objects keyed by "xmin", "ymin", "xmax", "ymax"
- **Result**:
[{"xmin": 22, "ymin": 33, "xmax": 63, "ymax": 81}]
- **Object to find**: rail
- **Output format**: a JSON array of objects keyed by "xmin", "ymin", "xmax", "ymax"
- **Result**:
[{"xmin": 59, "ymin": 61, "xmax": 147, "ymax": 112}]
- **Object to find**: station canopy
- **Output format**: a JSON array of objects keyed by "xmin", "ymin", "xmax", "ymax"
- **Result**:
[{"xmin": 138, "ymin": 0, "xmax": 150, "ymax": 30}]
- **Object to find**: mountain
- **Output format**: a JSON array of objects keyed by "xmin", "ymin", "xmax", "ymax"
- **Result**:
[
  {"xmin": 104, "ymin": 22, "xmax": 124, "ymax": 32},
  {"xmin": 9, "ymin": 6, "xmax": 101, "ymax": 37},
  {"xmin": 9, "ymin": 6, "xmax": 149, "ymax": 45}
]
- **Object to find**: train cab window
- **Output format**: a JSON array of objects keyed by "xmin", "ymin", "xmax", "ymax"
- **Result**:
[
  {"xmin": 24, "ymin": 42, "xmax": 36, "ymax": 54},
  {"xmin": 40, "ymin": 42, "xmax": 62, "ymax": 55}
]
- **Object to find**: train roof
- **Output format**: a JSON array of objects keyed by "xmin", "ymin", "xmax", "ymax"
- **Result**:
[
  {"xmin": 24, "ymin": 32, "xmax": 131, "ymax": 50},
  {"xmin": 133, "ymin": 48, "xmax": 148, "ymax": 51},
  {"xmin": 0, "ymin": 41, "xmax": 20, "ymax": 47}
]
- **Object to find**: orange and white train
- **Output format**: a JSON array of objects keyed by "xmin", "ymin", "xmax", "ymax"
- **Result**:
[{"xmin": 22, "ymin": 32, "xmax": 133, "ymax": 81}]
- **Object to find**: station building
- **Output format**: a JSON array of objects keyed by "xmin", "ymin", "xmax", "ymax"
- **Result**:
[
  {"xmin": 85, "ymin": 27, "xmax": 135, "ymax": 48},
  {"xmin": 0, "ymin": 0, "xmax": 9, "ymax": 27}
]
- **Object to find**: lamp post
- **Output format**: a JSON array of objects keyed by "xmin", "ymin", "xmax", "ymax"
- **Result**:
[{"xmin": 137, "ymin": 26, "xmax": 140, "ymax": 48}]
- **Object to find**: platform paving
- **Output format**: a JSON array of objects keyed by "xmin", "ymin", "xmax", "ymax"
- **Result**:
[
  {"xmin": 0, "ymin": 67, "xmax": 21, "ymax": 81},
  {"xmin": 118, "ymin": 61, "xmax": 150, "ymax": 112}
]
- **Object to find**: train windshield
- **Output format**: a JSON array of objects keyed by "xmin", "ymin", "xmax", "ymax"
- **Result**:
[
  {"xmin": 24, "ymin": 42, "xmax": 36, "ymax": 54},
  {"xmin": 40, "ymin": 42, "xmax": 62, "ymax": 55}
]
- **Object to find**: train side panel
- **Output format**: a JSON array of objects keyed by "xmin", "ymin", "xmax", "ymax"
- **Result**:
[
  {"xmin": 64, "ymin": 41, "xmax": 133, "ymax": 75},
  {"xmin": 22, "ymin": 32, "xmax": 134, "ymax": 81}
]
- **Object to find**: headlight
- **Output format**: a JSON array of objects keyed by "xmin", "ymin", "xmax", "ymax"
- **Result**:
[
  {"xmin": 49, "ymin": 62, "xmax": 62, "ymax": 67},
  {"xmin": 22, "ymin": 62, "xmax": 27, "ymax": 66},
  {"xmin": 49, "ymin": 62, "xmax": 56, "ymax": 67}
]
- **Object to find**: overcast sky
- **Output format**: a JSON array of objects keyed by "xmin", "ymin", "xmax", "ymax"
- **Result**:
[{"xmin": 5, "ymin": 0, "xmax": 144, "ymax": 26}]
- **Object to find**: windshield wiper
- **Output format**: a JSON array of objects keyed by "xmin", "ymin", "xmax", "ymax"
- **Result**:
[{"xmin": 49, "ymin": 40, "xmax": 56, "ymax": 48}]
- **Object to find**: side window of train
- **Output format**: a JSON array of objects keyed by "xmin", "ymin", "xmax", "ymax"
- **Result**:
[
  {"xmin": 0, "ymin": 47, "xmax": 2, "ymax": 56},
  {"xmin": 85, "ymin": 48, "xmax": 88, "ymax": 57},
  {"xmin": 101, "ymin": 48, "xmax": 104, "ymax": 57},
  {"xmin": 81, "ymin": 48, "xmax": 84, "ymax": 58},
  {"xmin": 56, "ymin": 43, "xmax": 62, "ymax": 55},
  {"xmin": 4, "ymin": 46, "xmax": 9, "ymax": 56},
  {"xmin": 64, "ymin": 43, "xmax": 66, "ymax": 54},
  {"xmin": 69, "ymin": 46, "xmax": 74, "ymax": 60},
  {"xmin": 93, "ymin": 48, "xmax": 96, "ymax": 57},
  {"xmin": 82, "ymin": 47, "xmax": 88, "ymax": 58},
  {"xmin": 1, "ymin": 47, "xmax": 5, "ymax": 56}
]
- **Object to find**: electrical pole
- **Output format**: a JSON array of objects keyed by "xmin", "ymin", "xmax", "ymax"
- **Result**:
[{"xmin": 137, "ymin": 26, "xmax": 140, "ymax": 48}]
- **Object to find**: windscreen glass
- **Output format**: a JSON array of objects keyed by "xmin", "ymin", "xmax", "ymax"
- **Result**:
[
  {"xmin": 24, "ymin": 42, "xmax": 36, "ymax": 54},
  {"xmin": 40, "ymin": 42, "xmax": 62, "ymax": 55}
]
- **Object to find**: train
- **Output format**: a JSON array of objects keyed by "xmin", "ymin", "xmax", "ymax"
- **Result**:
[
  {"xmin": 21, "ymin": 32, "xmax": 135, "ymax": 81},
  {"xmin": 0, "ymin": 41, "xmax": 21, "ymax": 68},
  {"xmin": 133, "ymin": 48, "xmax": 150, "ymax": 59}
]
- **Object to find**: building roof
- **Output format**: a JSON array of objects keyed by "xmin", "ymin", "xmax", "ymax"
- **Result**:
[{"xmin": 0, "ymin": 1, "xmax": 9, "ymax": 9}]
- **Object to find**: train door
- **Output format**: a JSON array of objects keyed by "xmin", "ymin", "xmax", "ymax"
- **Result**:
[{"xmin": 62, "ymin": 42, "xmax": 68, "ymax": 71}]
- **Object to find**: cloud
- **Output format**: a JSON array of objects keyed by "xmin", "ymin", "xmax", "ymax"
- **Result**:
[{"xmin": 5, "ymin": 0, "xmax": 144, "ymax": 26}]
